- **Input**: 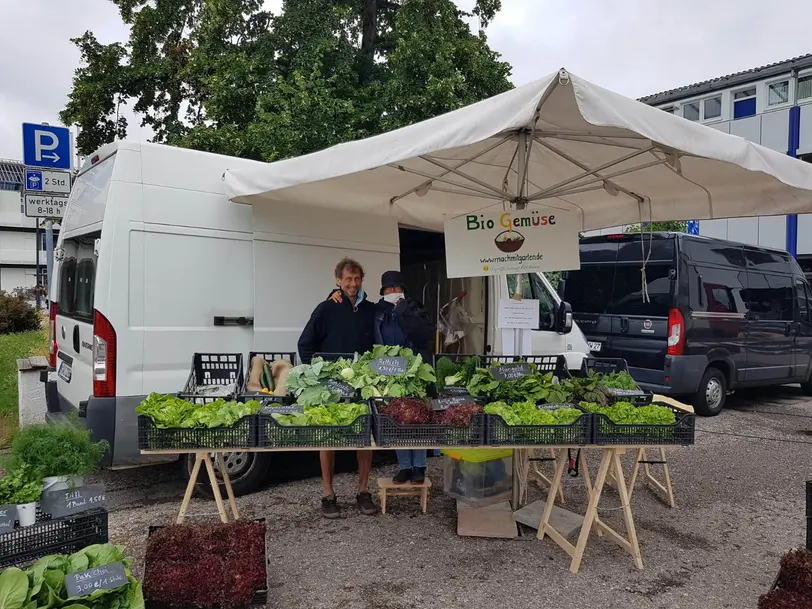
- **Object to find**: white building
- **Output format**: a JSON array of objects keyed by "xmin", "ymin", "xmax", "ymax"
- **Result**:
[
  {"xmin": 0, "ymin": 159, "xmax": 57, "ymax": 293},
  {"xmin": 637, "ymin": 54, "xmax": 812, "ymax": 275}
]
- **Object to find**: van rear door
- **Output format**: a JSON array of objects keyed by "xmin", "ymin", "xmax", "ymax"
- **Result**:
[
  {"xmin": 564, "ymin": 234, "xmax": 677, "ymax": 387},
  {"xmin": 54, "ymin": 234, "xmax": 99, "ymax": 410},
  {"xmin": 605, "ymin": 238, "xmax": 676, "ymax": 387}
]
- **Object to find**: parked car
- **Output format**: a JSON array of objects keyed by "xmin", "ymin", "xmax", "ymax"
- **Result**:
[
  {"xmin": 560, "ymin": 232, "xmax": 812, "ymax": 416},
  {"xmin": 45, "ymin": 140, "xmax": 587, "ymax": 496}
]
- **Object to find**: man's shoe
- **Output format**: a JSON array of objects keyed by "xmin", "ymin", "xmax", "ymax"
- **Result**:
[
  {"xmin": 392, "ymin": 469, "xmax": 412, "ymax": 484},
  {"xmin": 321, "ymin": 495, "xmax": 340, "ymax": 519},
  {"xmin": 356, "ymin": 491, "xmax": 378, "ymax": 515},
  {"xmin": 411, "ymin": 467, "xmax": 426, "ymax": 484}
]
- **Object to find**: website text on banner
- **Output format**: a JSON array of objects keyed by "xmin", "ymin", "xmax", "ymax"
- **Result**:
[{"xmin": 443, "ymin": 208, "xmax": 581, "ymax": 278}]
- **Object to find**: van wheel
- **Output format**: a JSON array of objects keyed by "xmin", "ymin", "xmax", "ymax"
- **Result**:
[
  {"xmin": 184, "ymin": 452, "xmax": 272, "ymax": 498},
  {"xmin": 694, "ymin": 367, "xmax": 727, "ymax": 416},
  {"xmin": 801, "ymin": 371, "xmax": 812, "ymax": 395}
]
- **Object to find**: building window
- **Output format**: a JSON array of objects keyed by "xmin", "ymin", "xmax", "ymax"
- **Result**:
[
  {"xmin": 768, "ymin": 80, "xmax": 790, "ymax": 106},
  {"xmin": 703, "ymin": 96, "xmax": 722, "ymax": 120},
  {"xmin": 683, "ymin": 102, "xmax": 700, "ymax": 121},
  {"xmin": 733, "ymin": 88, "xmax": 757, "ymax": 119},
  {"xmin": 798, "ymin": 75, "xmax": 812, "ymax": 101}
]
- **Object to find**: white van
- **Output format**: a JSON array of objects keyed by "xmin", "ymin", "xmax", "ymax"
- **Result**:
[{"xmin": 46, "ymin": 141, "xmax": 590, "ymax": 495}]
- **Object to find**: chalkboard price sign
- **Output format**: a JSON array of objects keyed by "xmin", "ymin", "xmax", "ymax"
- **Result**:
[
  {"xmin": 490, "ymin": 363, "xmax": 531, "ymax": 381},
  {"xmin": 431, "ymin": 395, "xmax": 475, "ymax": 411},
  {"xmin": 370, "ymin": 357, "xmax": 408, "ymax": 376},
  {"xmin": 441, "ymin": 386, "xmax": 469, "ymax": 396},
  {"xmin": 41, "ymin": 484, "xmax": 106, "ymax": 519},
  {"xmin": 259, "ymin": 402, "xmax": 303, "ymax": 415},
  {"xmin": 0, "ymin": 505, "xmax": 16, "ymax": 533},
  {"xmin": 65, "ymin": 562, "xmax": 128, "ymax": 597},
  {"xmin": 323, "ymin": 379, "xmax": 357, "ymax": 398}
]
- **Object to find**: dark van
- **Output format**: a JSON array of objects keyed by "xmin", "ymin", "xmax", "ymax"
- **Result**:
[{"xmin": 560, "ymin": 232, "xmax": 812, "ymax": 416}]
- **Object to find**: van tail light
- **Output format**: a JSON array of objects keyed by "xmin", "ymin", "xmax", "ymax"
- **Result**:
[
  {"xmin": 92, "ymin": 310, "xmax": 117, "ymax": 398},
  {"xmin": 667, "ymin": 308, "xmax": 685, "ymax": 356},
  {"xmin": 48, "ymin": 302, "xmax": 59, "ymax": 368}
]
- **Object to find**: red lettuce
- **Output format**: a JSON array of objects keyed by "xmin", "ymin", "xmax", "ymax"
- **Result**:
[
  {"xmin": 379, "ymin": 398, "xmax": 430, "ymax": 424},
  {"xmin": 431, "ymin": 402, "xmax": 483, "ymax": 427},
  {"xmin": 144, "ymin": 521, "xmax": 266, "ymax": 609}
]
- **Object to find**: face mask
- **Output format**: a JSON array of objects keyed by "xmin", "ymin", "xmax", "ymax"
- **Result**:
[
  {"xmin": 357, "ymin": 288, "xmax": 366, "ymax": 303},
  {"xmin": 383, "ymin": 292, "xmax": 405, "ymax": 305}
]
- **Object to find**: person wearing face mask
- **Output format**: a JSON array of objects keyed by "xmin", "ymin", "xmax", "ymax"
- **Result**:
[
  {"xmin": 298, "ymin": 257, "xmax": 378, "ymax": 519},
  {"xmin": 376, "ymin": 271, "xmax": 436, "ymax": 484},
  {"xmin": 335, "ymin": 270, "xmax": 435, "ymax": 484}
]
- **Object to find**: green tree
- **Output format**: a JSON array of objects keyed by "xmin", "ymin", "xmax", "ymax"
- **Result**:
[
  {"xmin": 624, "ymin": 221, "xmax": 687, "ymax": 233},
  {"xmin": 60, "ymin": 0, "xmax": 512, "ymax": 160}
]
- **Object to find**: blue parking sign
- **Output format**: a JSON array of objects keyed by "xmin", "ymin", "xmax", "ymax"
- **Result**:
[{"xmin": 25, "ymin": 170, "xmax": 43, "ymax": 191}]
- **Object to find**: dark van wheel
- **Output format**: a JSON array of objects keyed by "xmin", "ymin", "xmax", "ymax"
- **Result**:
[
  {"xmin": 184, "ymin": 452, "xmax": 272, "ymax": 498},
  {"xmin": 694, "ymin": 367, "xmax": 727, "ymax": 416}
]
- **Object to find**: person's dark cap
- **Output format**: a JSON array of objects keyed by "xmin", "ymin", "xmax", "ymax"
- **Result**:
[{"xmin": 380, "ymin": 270, "xmax": 406, "ymax": 295}]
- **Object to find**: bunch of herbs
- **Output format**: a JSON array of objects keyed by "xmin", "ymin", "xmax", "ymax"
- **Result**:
[{"xmin": 9, "ymin": 422, "xmax": 108, "ymax": 478}]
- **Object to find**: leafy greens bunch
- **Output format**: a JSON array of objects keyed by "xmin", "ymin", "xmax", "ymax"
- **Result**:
[
  {"xmin": 434, "ymin": 356, "xmax": 480, "ymax": 391},
  {"xmin": 467, "ymin": 365, "xmax": 570, "ymax": 404},
  {"xmin": 0, "ymin": 544, "xmax": 143, "ymax": 609},
  {"xmin": 135, "ymin": 394, "xmax": 259, "ymax": 429},
  {"xmin": 589, "ymin": 370, "xmax": 638, "ymax": 390},
  {"xmin": 0, "ymin": 463, "xmax": 42, "ymax": 505},
  {"xmin": 284, "ymin": 357, "xmax": 357, "ymax": 406},
  {"xmin": 484, "ymin": 401, "xmax": 582, "ymax": 426},
  {"xmin": 351, "ymin": 346, "xmax": 436, "ymax": 399},
  {"xmin": 579, "ymin": 401, "xmax": 676, "ymax": 425},
  {"xmin": 271, "ymin": 403, "xmax": 368, "ymax": 426}
]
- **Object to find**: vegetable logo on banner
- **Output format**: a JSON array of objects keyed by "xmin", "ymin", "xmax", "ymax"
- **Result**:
[{"xmin": 443, "ymin": 208, "xmax": 581, "ymax": 278}]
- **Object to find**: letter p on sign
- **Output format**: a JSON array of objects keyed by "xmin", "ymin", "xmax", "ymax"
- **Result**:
[{"xmin": 35, "ymin": 130, "xmax": 59, "ymax": 163}]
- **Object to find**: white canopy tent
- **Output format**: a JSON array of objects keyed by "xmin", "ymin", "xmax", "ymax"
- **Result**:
[{"xmin": 225, "ymin": 68, "xmax": 812, "ymax": 233}]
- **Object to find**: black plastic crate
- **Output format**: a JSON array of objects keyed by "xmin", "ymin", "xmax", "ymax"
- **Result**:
[
  {"xmin": 0, "ymin": 509, "xmax": 108, "ymax": 569},
  {"xmin": 485, "ymin": 406, "xmax": 593, "ymax": 446},
  {"xmin": 256, "ymin": 401, "xmax": 372, "ymax": 448},
  {"xmin": 590, "ymin": 403, "xmax": 696, "ymax": 446},
  {"xmin": 146, "ymin": 519, "xmax": 267, "ymax": 609},
  {"xmin": 241, "ymin": 351, "xmax": 298, "ymax": 398},
  {"xmin": 137, "ymin": 415, "xmax": 256, "ymax": 450},
  {"xmin": 313, "ymin": 352, "xmax": 356, "ymax": 361},
  {"xmin": 579, "ymin": 357, "xmax": 628, "ymax": 376},
  {"xmin": 370, "ymin": 398, "xmax": 486, "ymax": 447},
  {"xmin": 179, "ymin": 353, "xmax": 244, "ymax": 404}
]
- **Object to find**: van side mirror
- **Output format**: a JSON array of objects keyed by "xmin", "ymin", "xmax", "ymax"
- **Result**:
[{"xmin": 555, "ymin": 301, "xmax": 573, "ymax": 334}]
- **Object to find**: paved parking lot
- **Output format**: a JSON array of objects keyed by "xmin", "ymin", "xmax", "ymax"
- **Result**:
[{"xmin": 94, "ymin": 387, "xmax": 812, "ymax": 609}]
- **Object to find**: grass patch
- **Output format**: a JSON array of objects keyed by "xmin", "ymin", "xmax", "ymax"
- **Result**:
[{"xmin": 0, "ymin": 324, "xmax": 49, "ymax": 447}]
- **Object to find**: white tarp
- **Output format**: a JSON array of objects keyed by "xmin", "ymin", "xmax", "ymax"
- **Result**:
[{"xmin": 225, "ymin": 69, "xmax": 812, "ymax": 233}]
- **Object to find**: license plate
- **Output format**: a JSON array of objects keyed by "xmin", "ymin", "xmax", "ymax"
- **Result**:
[
  {"xmin": 58, "ymin": 361, "xmax": 72, "ymax": 383},
  {"xmin": 587, "ymin": 341, "xmax": 602, "ymax": 352}
]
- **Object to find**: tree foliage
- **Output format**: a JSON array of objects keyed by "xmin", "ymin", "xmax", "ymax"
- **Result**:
[
  {"xmin": 60, "ymin": 0, "xmax": 512, "ymax": 160},
  {"xmin": 624, "ymin": 221, "xmax": 688, "ymax": 234}
]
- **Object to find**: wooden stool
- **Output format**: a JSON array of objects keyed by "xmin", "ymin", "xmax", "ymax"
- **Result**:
[{"xmin": 377, "ymin": 477, "xmax": 432, "ymax": 514}]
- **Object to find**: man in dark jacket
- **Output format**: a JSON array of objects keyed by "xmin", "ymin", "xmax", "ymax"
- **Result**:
[{"xmin": 297, "ymin": 257, "xmax": 377, "ymax": 518}]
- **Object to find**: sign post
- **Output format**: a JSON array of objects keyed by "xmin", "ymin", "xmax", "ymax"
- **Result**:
[{"xmin": 22, "ymin": 123, "xmax": 73, "ymax": 304}]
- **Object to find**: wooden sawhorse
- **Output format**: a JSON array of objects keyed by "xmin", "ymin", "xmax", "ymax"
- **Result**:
[{"xmin": 178, "ymin": 451, "xmax": 240, "ymax": 524}]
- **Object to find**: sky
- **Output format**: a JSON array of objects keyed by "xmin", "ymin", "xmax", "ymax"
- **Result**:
[{"xmin": 2, "ymin": 0, "xmax": 812, "ymax": 160}]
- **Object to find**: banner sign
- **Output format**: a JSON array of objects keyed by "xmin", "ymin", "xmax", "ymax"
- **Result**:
[{"xmin": 444, "ymin": 208, "xmax": 580, "ymax": 278}]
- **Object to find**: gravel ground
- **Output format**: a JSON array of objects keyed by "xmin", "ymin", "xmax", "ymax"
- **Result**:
[{"xmin": 90, "ymin": 387, "xmax": 812, "ymax": 609}]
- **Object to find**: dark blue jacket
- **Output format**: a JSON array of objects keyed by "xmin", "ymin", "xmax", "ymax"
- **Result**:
[
  {"xmin": 298, "ymin": 291, "xmax": 376, "ymax": 364},
  {"xmin": 374, "ymin": 298, "xmax": 435, "ymax": 361}
]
